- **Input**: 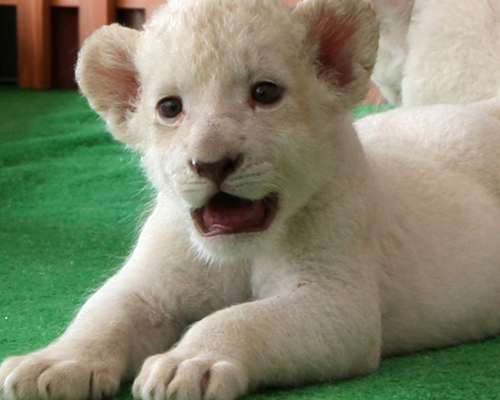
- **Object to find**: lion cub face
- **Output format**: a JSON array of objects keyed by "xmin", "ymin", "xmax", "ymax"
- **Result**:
[
  {"xmin": 76, "ymin": 0, "xmax": 378, "ymax": 261},
  {"xmin": 133, "ymin": 0, "xmax": 340, "ymax": 260}
]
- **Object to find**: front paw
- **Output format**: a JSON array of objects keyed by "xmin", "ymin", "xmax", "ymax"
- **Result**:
[
  {"xmin": 132, "ymin": 352, "xmax": 248, "ymax": 400},
  {"xmin": 0, "ymin": 352, "xmax": 120, "ymax": 400}
]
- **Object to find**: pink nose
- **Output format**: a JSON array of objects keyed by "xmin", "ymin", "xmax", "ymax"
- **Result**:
[{"xmin": 190, "ymin": 154, "xmax": 243, "ymax": 184}]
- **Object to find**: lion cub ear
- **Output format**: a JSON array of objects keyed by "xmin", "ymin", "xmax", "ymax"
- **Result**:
[
  {"xmin": 293, "ymin": 0, "xmax": 379, "ymax": 105},
  {"xmin": 76, "ymin": 24, "xmax": 141, "ymax": 147}
]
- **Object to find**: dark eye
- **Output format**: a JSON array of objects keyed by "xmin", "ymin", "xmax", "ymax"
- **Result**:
[
  {"xmin": 157, "ymin": 97, "xmax": 183, "ymax": 119},
  {"xmin": 251, "ymin": 81, "xmax": 282, "ymax": 105}
]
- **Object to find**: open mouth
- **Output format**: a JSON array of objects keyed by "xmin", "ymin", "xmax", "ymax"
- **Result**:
[{"xmin": 190, "ymin": 192, "xmax": 279, "ymax": 237}]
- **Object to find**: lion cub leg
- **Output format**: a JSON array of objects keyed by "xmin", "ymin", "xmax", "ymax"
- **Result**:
[
  {"xmin": 0, "ymin": 206, "xmax": 249, "ymax": 400},
  {"xmin": 133, "ymin": 272, "xmax": 381, "ymax": 400}
]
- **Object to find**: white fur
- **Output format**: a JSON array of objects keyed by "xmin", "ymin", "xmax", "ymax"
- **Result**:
[
  {"xmin": 370, "ymin": 0, "xmax": 500, "ymax": 106},
  {"xmin": 1, "ymin": 1, "xmax": 500, "ymax": 400}
]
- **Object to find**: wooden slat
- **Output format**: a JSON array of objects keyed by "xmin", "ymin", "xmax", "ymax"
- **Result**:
[
  {"xmin": 360, "ymin": 81, "xmax": 385, "ymax": 105},
  {"xmin": 78, "ymin": 0, "xmax": 116, "ymax": 45},
  {"xmin": 17, "ymin": 0, "xmax": 52, "ymax": 89},
  {"xmin": 0, "ymin": 0, "xmax": 80, "ymax": 7},
  {"xmin": 116, "ymin": 0, "xmax": 143, "ymax": 8},
  {"xmin": 144, "ymin": 0, "xmax": 163, "ymax": 20},
  {"xmin": 115, "ymin": 0, "xmax": 163, "ymax": 18},
  {"xmin": 0, "ymin": 0, "xmax": 164, "ymax": 8},
  {"xmin": 51, "ymin": 0, "xmax": 79, "ymax": 7}
]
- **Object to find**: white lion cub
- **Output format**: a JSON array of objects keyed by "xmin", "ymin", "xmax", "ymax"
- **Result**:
[{"xmin": 2, "ymin": 0, "xmax": 500, "ymax": 400}]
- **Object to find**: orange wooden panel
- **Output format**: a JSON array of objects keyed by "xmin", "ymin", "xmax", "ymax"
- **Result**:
[
  {"xmin": 360, "ymin": 81, "xmax": 386, "ymax": 105},
  {"xmin": 78, "ymin": 0, "xmax": 116, "ymax": 46},
  {"xmin": 17, "ymin": 0, "xmax": 52, "ymax": 89},
  {"xmin": 115, "ymin": 0, "xmax": 163, "ymax": 13},
  {"xmin": 0, "ymin": 0, "xmax": 18, "ymax": 5}
]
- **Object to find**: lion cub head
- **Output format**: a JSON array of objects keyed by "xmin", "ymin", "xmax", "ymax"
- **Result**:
[{"xmin": 76, "ymin": 0, "xmax": 378, "ymax": 261}]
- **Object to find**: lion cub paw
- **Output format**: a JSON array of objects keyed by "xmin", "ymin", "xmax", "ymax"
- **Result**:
[
  {"xmin": 0, "ymin": 353, "xmax": 120, "ymax": 400},
  {"xmin": 132, "ymin": 353, "xmax": 248, "ymax": 400}
]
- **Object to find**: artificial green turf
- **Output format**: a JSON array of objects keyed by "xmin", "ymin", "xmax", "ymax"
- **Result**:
[{"xmin": 1, "ymin": 85, "xmax": 499, "ymax": 399}]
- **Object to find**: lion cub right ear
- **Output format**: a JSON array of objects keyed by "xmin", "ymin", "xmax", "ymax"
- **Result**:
[
  {"xmin": 293, "ymin": 0, "xmax": 379, "ymax": 106},
  {"xmin": 76, "ymin": 24, "xmax": 141, "ymax": 147}
]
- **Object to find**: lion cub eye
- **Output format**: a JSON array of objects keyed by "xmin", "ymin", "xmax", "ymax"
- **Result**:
[
  {"xmin": 251, "ymin": 81, "xmax": 282, "ymax": 105},
  {"xmin": 157, "ymin": 97, "xmax": 183, "ymax": 119}
]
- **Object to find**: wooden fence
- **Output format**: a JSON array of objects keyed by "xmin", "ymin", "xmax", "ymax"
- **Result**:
[{"xmin": 0, "ymin": 0, "xmax": 163, "ymax": 89}]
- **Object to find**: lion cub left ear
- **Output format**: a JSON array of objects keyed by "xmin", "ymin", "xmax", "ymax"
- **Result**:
[
  {"xmin": 76, "ymin": 24, "xmax": 141, "ymax": 147},
  {"xmin": 293, "ymin": 0, "xmax": 379, "ymax": 105}
]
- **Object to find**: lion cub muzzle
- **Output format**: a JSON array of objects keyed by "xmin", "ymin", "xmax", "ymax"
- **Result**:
[{"xmin": 189, "ymin": 154, "xmax": 278, "ymax": 237}]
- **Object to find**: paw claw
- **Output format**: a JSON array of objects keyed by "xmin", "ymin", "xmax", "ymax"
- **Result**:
[
  {"xmin": 0, "ymin": 353, "xmax": 120, "ymax": 400},
  {"xmin": 133, "ymin": 354, "xmax": 248, "ymax": 400}
]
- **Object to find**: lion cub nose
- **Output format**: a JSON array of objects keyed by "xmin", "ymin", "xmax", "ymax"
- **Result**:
[{"xmin": 190, "ymin": 154, "xmax": 243, "ymax": 184}]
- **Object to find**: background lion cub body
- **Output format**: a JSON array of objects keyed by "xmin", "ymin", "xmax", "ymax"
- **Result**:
[{"xmin": 2, "ymin": 0, "xmax": 500, "ymax": 400}]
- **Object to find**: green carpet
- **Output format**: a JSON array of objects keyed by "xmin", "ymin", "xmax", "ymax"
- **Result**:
[{"xmin": 1, "ymin": 85, "xmax": 499, "ymax": 399}]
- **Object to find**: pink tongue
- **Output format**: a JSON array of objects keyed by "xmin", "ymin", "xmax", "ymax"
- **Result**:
[{"xmin": 203, "ymin": 193, "xmax": 266, "ymax": 232}]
